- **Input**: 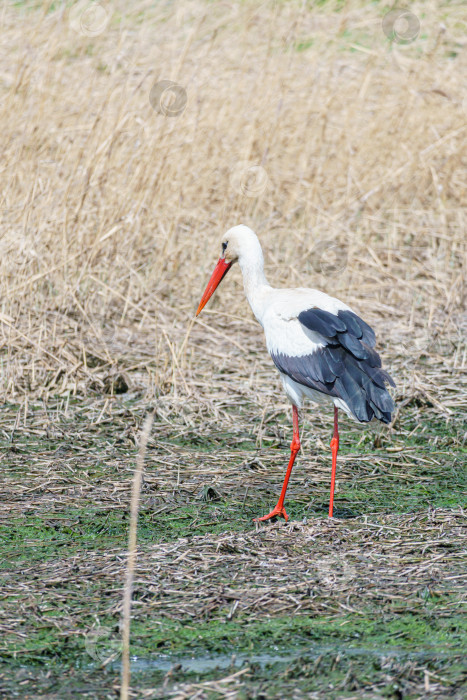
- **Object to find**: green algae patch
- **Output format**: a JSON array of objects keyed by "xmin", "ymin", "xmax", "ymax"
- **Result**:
[{"xmin": 1, "ymin": 398, "xmax": 465, "ymax": 697}]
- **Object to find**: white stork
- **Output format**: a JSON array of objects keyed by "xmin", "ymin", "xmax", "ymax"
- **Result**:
[{"xmin": 196, "ymin": 225, "xmax": 395, "ymax": 521}]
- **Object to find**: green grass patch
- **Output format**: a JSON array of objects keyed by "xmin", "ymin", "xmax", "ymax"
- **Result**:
[{"xmin": 2, "ymin": 608, "xmax": 465, "ymax": 698}]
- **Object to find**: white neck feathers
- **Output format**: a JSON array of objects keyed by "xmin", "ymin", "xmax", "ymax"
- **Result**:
[{"xmin": 238, "ymin": 241, "xmax": 271, "ymax": 324}]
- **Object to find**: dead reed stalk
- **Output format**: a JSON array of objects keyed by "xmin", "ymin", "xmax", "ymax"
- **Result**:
[{"xmin": 120, "ymin": 412, "xmax": 154, "ymax": 700}]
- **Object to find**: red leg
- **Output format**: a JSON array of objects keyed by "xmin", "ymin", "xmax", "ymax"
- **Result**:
[
  {"xmin": 254, "ymin": 405, "xmax": 300, "ymax": 523},
  {"xmin": 328, "ymin": 406, "xmax": 339, "ymax": 518}
]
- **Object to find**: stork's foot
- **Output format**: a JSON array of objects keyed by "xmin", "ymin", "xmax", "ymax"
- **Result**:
[{"xmin": 254, "ymin": 505, "xmax": 289, "ymax": 522}]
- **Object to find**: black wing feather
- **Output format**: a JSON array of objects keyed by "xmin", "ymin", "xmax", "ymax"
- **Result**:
[
  {"xmin": 337, "ymin": 310, "xmax": 362, "ymax": 338},
  {"xmin": 311, "ymin": 308, "xmax": 347, "ymax": 333},
  {"xmin": 336, "ymin": 331, "xmax": 369, "ymax": 360},
  {"xmin": 298, "ymin": 309, "xmax": 342, "ymax": 337},
  {"xmin": 306, "ymin": 352, "xmax": 336, "ymax": 384},
  {"xmin": 298, "ymin": 308, "xmax": 377, "ymax": 361},
  {"xmin": 322, "ymin": 345, "xmax": 346, "ymax": 376},
  {"xmin": 270, "ymin": 306, "xmax": 395, "ymax": 424},
  {"xmin": 352, "ymin": 314, "xmax": 376, "ymax": 347}
]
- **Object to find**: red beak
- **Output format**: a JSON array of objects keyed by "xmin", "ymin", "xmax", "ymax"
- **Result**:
[{"xmin": 196, "ymin": 258, "xmax": 232, "ymax": 316}]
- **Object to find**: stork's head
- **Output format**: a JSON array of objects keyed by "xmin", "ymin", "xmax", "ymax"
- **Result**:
[{"xmin": 196, "ymin": 225, "xmax": 261, "ymax": 315}]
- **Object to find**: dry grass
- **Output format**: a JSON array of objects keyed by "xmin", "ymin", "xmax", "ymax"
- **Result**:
[
  {"xmin": 0, "ymin": 0, "xmax": 465, "ymax": 414},
  {"xmin": 1, "ymin": 1, "xmax": 467, "ymax": 698}
]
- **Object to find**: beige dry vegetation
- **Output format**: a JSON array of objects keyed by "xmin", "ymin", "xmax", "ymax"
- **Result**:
[{"xmin": 0, "ymin": 0, "xmax": 465, "ymax": 416}]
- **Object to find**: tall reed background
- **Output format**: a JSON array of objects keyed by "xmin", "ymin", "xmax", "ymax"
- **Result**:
[{"xmin": 1, "ymin": 0, "xmax": 465, "ymax": 418}]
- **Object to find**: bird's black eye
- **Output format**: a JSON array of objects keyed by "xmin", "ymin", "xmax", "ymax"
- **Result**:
[{"xmin": 222, "ymin": 241, "xmax": 228, "ymax": 255}]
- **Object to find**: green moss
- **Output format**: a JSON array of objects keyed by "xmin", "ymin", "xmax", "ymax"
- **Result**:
[
  {"xmin": 125, "ymin": 610, "xmax": 467, "ymax": 657},
  {"xmin": 2, "ymin": 609, "xmax": 465, "ymax": 697},
  {"xmin": 0, "ymin": 501, "xmax": 256, "ymax": 566},
  {"xmin": 1, "ymin": 398, "xmax": 465, "ymax": 696}
]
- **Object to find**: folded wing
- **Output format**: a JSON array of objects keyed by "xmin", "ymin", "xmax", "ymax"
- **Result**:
[{"xmin": 270, "ymin": 308, "xmax": 395, "ymax": 424}]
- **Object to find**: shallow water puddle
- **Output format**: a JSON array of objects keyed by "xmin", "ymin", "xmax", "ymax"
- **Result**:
[
  {"xmin": 125, "ymin": 644, "xmax": 449, "ymax": 675},
  {"xmin": 128, "ymin": 651, "xmax": 294, "ymax": 673}
]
